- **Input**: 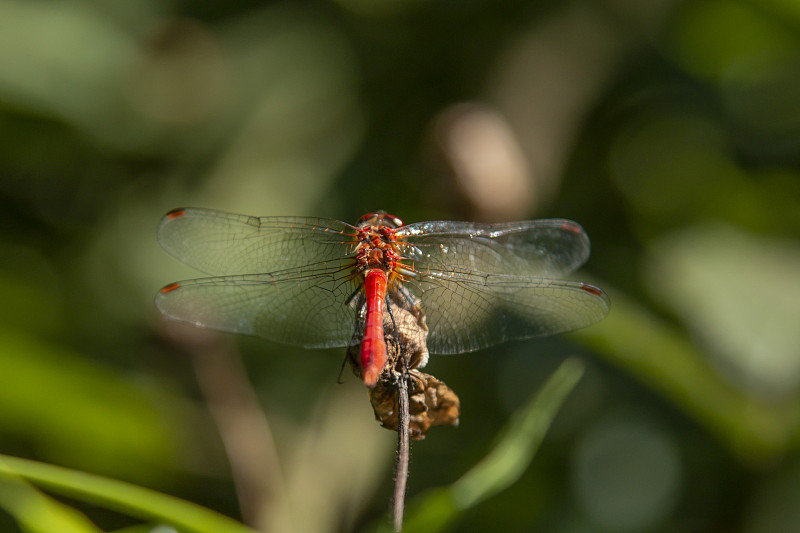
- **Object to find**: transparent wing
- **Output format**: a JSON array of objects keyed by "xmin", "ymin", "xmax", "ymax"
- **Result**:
[
  {"xmin": 397, "ymin": 219, "xmax": 590, "ymax": 279},
  {"xmin": 157, "ymin": 208, "xmax": 359, "ymax": 276},
  {"xmin": 399, "ymin": 268, "xmax": 609, "ymax": 354},
  {"xmin": 155, "ymin": 258, "xmax": 361, "ymax": 348},
  {"xmin": 156, "ymin": 210, "xmax": 608, "ymax": 354}
]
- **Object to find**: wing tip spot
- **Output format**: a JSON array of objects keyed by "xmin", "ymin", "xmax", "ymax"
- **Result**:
[
  {"xmin": 160, "ymin": 282, "xmax": 181, "ymax": 294},
  {"xmin": 166, "ymin": 208, "xmax": 187, "ymax": 219},
  {"xmin": 581, "ymin": 284, "xmax": 605, "ymax": 298},
  {"xmin": 580, "ymin": 284, "xmax": 601, "ymax": 296}
]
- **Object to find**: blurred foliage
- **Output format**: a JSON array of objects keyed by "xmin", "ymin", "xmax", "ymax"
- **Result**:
[
  {"xmin": 395, "ymin": 358, "xmax": 585, "ymax": 533},
  {"xmin": 1, "ymin": 0, "xmax": 800, "ymax": 531},
  {"xmin": 0, "ymin": 454, "xmax": 258, "ymax": 533},
  {"xmin": 0, "ymin": 476, "xmax": 104, "ymax": 533}
]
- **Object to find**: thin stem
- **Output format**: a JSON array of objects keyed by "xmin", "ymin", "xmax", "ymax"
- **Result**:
[
  {"xmin": 392, "ymin": 373, "xmax": 410, "ymax": 532},
  {"xmin": 161, "ymin": 323, "xmax": 289, "ymax": 531},
  {"xmin": 192, "ymin": 342, "xmax": 286, "ymax": 527}
]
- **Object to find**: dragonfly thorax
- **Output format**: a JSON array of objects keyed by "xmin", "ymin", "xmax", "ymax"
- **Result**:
[{"xmin": 356, "ymin": 224, "xmax": 401, "ymax": 275}]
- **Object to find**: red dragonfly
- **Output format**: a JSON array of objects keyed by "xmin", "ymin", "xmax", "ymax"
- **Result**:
[{"xmin": 156, "ymin": 208, "xmax": 609, "ymax": 387}]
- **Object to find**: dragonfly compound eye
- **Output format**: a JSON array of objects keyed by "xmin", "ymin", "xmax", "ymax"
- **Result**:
[{"xmin": 357, "ymin": 211, "xmax": 404, "ymax": 228}]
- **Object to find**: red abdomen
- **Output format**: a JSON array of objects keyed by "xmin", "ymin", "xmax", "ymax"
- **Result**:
[{"xmin": 360, "ymin": 269, "xmax": 388, "ymax": 387}]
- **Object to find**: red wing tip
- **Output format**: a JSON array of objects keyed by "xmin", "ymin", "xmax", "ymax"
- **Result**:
[
  {"xmin": 581, "ymin": 284, "xmax": 604, "ymax": 297},
  {"xmin": 165, "ymin": 208, "xmax": 187, "ymax": 219},
  {"xmin": 160, "ymin": 282, "xmax": 181, "ymax": 294},
  {"xmin": 561, "ymin": 221, "xmax": 583, "ymax": 234}
]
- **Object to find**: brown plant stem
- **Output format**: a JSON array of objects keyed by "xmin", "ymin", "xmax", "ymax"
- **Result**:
[
  {"xmin": 392, "ymin": 372, "xmax": 410, "ymax": 532},
  {"xmin": 162, "ymin": 324, "xmax": 287, "ymax": 530}
]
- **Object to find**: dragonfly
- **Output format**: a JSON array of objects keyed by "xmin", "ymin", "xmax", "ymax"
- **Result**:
[{"xmin": 156, "ymin": 208, "xmax": 609, "ymax": 388}]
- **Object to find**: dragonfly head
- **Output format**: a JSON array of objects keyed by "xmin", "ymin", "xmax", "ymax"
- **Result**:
[{"xmin": 357, "ymin": 211, "xmax": 404, "ymax": 229}]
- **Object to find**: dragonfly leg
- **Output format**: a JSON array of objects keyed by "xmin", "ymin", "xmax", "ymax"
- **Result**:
[{"xmin": 336, "ymin": 353, "xmax": 349, "ymax": 384}]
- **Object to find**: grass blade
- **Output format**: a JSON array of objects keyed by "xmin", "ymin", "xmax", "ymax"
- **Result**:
[{"xmin": 0, "ymin": 455, "xmax": 259, "ymax": 533}]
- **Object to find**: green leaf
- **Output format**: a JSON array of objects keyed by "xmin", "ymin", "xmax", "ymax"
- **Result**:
[
  {"xmin": 0, "ymin": 455, "xmax": 259, "ymax": 533},
  {"xmin": 0, "ymin": 475, "xmax": 102, "ymax": 533},
  {"xmin": 110, "ymin": 526, "xmax": 180, "ymax": 533}
]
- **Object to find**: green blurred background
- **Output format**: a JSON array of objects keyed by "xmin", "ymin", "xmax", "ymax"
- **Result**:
[{"xmin": 1, "ymin": 0, "xmax": 800, "ymax": 531}]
